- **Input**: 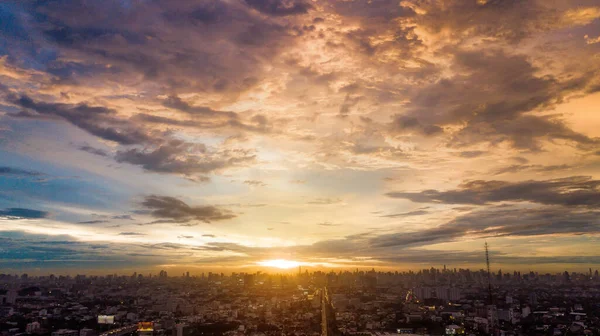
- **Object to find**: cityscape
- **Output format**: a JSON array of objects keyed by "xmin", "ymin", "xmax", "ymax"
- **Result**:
[
  {"xmin": 2, "ymin": 0, "xmax": 600, "ymax": 335},
  {"xmin": 2, "ymin": 265, "xmax": 600, "ymax": 336}
]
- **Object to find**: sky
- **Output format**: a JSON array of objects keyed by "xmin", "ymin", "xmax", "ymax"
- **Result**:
[{"xmin": 1, "ymin": 0, "xmax": 600, "ymax": 275}]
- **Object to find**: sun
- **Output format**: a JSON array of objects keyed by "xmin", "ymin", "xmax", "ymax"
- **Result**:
[{"xmin": 257, "ymin": 259, "xmax": 301, "ymax": 269}]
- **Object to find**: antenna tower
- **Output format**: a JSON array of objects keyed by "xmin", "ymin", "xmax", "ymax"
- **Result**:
[{"xmin": 485, "ymin": 241, "xmax": 493, "ymax": 305}]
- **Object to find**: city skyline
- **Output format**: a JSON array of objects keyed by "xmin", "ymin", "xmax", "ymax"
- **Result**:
[
  {"xmin": 1, "ymin": 0, "xmax": 600, "ymax": 274},
  {"xmin": 2, "ymin": 264, "xmax": 599, "ymax": 278}
]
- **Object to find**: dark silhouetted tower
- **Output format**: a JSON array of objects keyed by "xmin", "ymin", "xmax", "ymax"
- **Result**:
[{"xmin": 485, "ymin": 242, "xmax": 493, "ymax": 304}]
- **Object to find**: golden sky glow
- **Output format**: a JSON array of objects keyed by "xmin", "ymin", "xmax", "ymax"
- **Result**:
[
  {"xmin": 0, "ymin": 0, "xmax": 600, "ymax": 274},
  {"xmin": 257, "ymin": 259, "xmax": 302, "ymax": 269}
]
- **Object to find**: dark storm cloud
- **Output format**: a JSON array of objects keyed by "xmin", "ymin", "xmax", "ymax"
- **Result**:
[
  {"xmin": 0, "ymin": 166, "xmax": 43, "ymax": 177},
  {"xmin": 411, "ymin": 0, "xmax": 558, "ymax": 43},
  {"xmin": 2, "ymin": 0, "xmax": 301, "ymax": 94},
  {"xmin": 115, "ymin": 140, "xmax": 255, "ymax": 175},
  {"xmin": 142, "ymin": 195, "xmax": 236, "ymax": 223},
  {"xmin": 386, "ymin": 176, "xmax": 600, "ymax": 207},
  {"xmin": 395, "ymin": 49, "xmax": 599, "ymax": 150},
  {"xmin": 0, "ymin": 208, "xmax": 49, "ymax": 219},
  {"xmin": 244, "ymin": 0, "xmax": 312, "ymax": 16},
  {"xmin": 371, "ymin": 206, "xmax": 600, "ymax": 248},
  {"xmin": 8, "ymin": 94, "xmax": 152, "ymax": 145},
  {"xmin": 329, "ymin": 0, "xmax": 415, "ymax": 21}
]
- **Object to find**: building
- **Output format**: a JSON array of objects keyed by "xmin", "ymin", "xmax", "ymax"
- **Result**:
[
  {"xmin": 0, "ymin": 289, "xmax": 17, "ymax": 305},
  {"xmin": 80, "ymin": 329, "xmax": 95, "ymax": 336},
  {"xmin": 445, "ymin": 324, "xmax": 465, "ymax": 335},
  {"xmin": 413, "ymin": 287, "xmax": 432, "ymax": 300},
  {"xmin": 243, "ymin": 274, "xmax": 255, "ymax": 287},
  {"xmin": 51, "ymin": 330, "xmax": 79, "ymax": 336},
  {"xmin": 486, "ymin": 305, "xmax": 498, "ymax": 334},
  {"xmin": 175, "ymin": 324, "xmax": 190, "ymax": 336},
  {"xmin": 448, "ymin": 287, "xmax": 461, "ymax": 301},
  {"xmin": 26, "ymin": 322, "xmax": 41, "ymax": 333},
  {"xmin": 435, "ymin": 287, "xmax": 449, "ymax": 301},
  {"xmin": 497, "ymin": 308, "xmax": 513, "ymax": 323},
  {"xmin": 0, "ymin": 307, "xmax": 14, "ymax": 318}
]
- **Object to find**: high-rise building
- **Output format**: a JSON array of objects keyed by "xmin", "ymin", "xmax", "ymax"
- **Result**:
[
  {"xmin": 486, "ymin": 305, "xmax": 498, "ymax": 334},
  {"xmin": 435, "ymin": 287, "xmax": 449, "ymax": 301},
  {"xmin": 448, "ymin": 287, "xmax": 461, "ymax": 301},
  {"xmin": 175, "ymin": 324, "xmax": 187, "ymax": 336},
  {"xmin": 5, "ymin": 289, "xmax": 17, "ymax": 305},
  {"xmin": 244, "ymin": 274, "xmax": 255, "ymax": 287},
  {"xmin": 413, "ymin": 287, "xmax": 432, "ymax": 300}
]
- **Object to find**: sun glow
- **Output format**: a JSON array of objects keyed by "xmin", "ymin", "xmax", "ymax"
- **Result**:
[{"xmin": 257, "ymin": 259, "xmax": 302, "ymax": 269}]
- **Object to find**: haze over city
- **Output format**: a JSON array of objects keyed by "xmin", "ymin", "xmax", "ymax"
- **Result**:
[{"xmin": 1, "ymin": 0, "xmax": 600, "ymax": 275}]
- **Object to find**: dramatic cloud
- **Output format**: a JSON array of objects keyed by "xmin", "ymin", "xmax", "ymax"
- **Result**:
[
  {"xmin": 0, "ymin": 0, "xmax": 304, "ymax": 94},
  {"xmin": 1, "ymin": 0, "xmax": 600, "ymax": 271},
  {"xmin": 77, "ymin": 220, "xmax": 108, "ymax": 225},
  {"xmin": 163, "ymin": 96, "xmax": 238, "ymax": 119},
  {"xmin": 0, "ymin": 208, "xmax": 49, "ymax": 220},
  {"xmin": 8, "ymin": 94, "xmax": 153, "ymax": 145},
  {"xmin": 387, "ymin": 176, "xmax": 600, "ymax": 207},
  {"xmin": 112, "ymin": 215, "xmax": 134, "ymax": 220},
  {"xmin": 115, "ymin": 140, "xmax": 255, "ymax": 176},
  {"xmin": 0, "ymin": 208, "xmax": 50, "ymax": 219},
  {"xmin": 372, "ymin": 206, "xmax": 600, "ymax": 248},
  {"xmin": 141, "ymin": 195, "xmax": 236, "ymax": 223},
  {"xmin": 244, "ymin": 0, "xmax": 312, "ymax": 16},
  {"xmin": 118, "ymin": 232, "xmax": 146, "ymax": 236},
  {"xmin": 78, "ymin": 145, "xmax": 108, "ymax": 157},
  {"xmin": 390, "ymin": 115, "xmax": 443, "ymax": 136},
  {"xmin": 380, "ymin": 210, "xmax": 429, "ymax": 218},
  {"xmin": 0, "ymin": 166, "xmax": 43, "ymax": 177},
  {"xmin": 492, "ymin": 164, "xmax": 573, "ymax": 176},
  {"xmin": 395, "ymin": 49, "xmax": 600, "ymax": 150}
]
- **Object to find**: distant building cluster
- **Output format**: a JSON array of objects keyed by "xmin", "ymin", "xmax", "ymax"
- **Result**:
[{"xmin": 1, "ymin": 267, "xmax": 599, "ymax": 336}]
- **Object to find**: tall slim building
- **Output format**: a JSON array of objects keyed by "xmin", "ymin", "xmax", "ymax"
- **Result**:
[{"xmin": 486, "ymin": 305, "xmax": 498, "ymax": 334}]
